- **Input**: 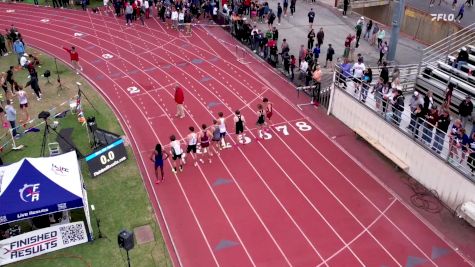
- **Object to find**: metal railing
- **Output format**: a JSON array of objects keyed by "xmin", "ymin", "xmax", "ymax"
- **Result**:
[
  {"xmin": 334, "ymin": 64, "xmax": 475, "ymax": 179},
  {"xmin": 421, "ymin": 22, "xmax": 475, "ymax": 65}
]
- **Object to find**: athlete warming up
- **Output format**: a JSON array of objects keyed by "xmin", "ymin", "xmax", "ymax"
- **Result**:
[
  {"xmin": 198, "ymin": 123, "xmax": 213, "ymax": 163},
  {"xmin": 234, "ymin": 110, "xmax": 246, "ymax": 146},
  {"xmin": 256, "ymin": 104, "xmax": 267, "ymax": 140},
  {"xmin": 185, "ymin": 126, "xmax": 199, "ymax": 167},
  {"xmin": 150, "ymin": 143, "xmax": 170, "ymax": 184},
  {"xmin": 169, "ymin": 135, "xmax": 185, "ymax": 173}
]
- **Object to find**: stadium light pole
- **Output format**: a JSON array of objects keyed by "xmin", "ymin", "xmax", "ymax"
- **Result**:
[{"xmin": 387, "ymin": 0, "xmax": 406, "ymax": 62}]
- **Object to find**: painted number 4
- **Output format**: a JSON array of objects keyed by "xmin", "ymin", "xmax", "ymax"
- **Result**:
[{"xmin": 127, "ymin": 86, "xmax": 140, "ymax": 94}]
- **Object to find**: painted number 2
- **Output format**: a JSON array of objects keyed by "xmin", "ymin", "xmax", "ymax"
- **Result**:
[
  {"xmin": 295, "ymin": 121, "xmax": 312, "ymax": 131},
  {"xmin": 127, "ymin": 86, "xmax": 140, "ymax": 94}
]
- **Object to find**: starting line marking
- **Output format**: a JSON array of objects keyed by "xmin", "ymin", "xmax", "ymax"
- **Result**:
[{"xmin": 102, "ymin": 53, "xmax": 113, "ymax": 59}]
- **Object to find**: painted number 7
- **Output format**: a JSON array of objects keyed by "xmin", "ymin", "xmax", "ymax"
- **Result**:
[{"xmin": 275, "ymin": 125, "xmax": 289, "ymax": 135}]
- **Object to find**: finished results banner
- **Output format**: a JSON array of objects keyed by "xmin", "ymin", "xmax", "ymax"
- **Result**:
[{"xmin": 0, "ymin": 221, "xmax": 88, "ymax": 265}]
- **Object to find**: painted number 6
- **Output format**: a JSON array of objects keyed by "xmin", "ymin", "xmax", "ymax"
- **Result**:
[{"xmin": 295, "ymin": 121, "xmax": 312, "ymax": 131}]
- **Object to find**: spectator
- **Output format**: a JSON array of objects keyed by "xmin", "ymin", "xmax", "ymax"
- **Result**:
[
  {"xmin": 455, "ymin": 3, "xmax": 464, "ymax": 23},
  {"xmin": 313, "ymin": 44, "xmax": 320, "ymax": 62},
  {"xmin": 372, "ymin": 77, "xmax": 384, "ymax": 110},
  {"xmin": 17, "ymin": 85, "xmax": 29, "ymax": 123},
  {"xmin": 378, "ymin": 41, "xmax": 388, "ymax": 65},
  {"xmin": 125, "ymin": 3, "xmax": 134, "ymax": 25},
  {"xmin": 459, "ymin": 96, "xmax": 473, "ymax": 128},
  {"xmin": 408, "ymin": 91, "xmax": 423, "ymax": 134},
  {"xmin": 298, "ymin": 44, "xmax": 306, "ymax": 67},
  {"xmin": 175, "ymin": 84, "xmax": 185, "ymax": 118},
  {"xmin": 444, "ymin": 84, "xmax": 454, "ymax": 109},
  {"xmin": 25, "ymin": 75, "xmax": 42, "ymax": 101},
  {"xmin": 324, "ymin": 43, "xmax": 335, "ymax": 69},
  {"xmin": 0, "ymin": 33, "xmax": 7, "ymax": 56},
  {"xmin": 377, "ymin": 27, "xmax": 385, "ymax": 48},
  {"xmin": 277, "ymin": 3, "xmax": 282, "ymax": 25},
  {"xmin": 63, "ymin": 46, "xmax": 83, "ymax": 74},
  {"xmin": 370, "ymin": 23, "xmax": 379, "ymax": 46},
  {"xmin": 20, "ymin": 53, "xmax": 29, "ymax": 69},
  {"xmin": 307, "ymin": 8, "xmax": 315, "ymax": 28},
  {"xmin": 448, "ymin": 119, "xmax": 463, "ymax": 160},
  {"xmin": 467, "ymin": 132, "xmax": 475, "ymax": 175},
  {"xmin": 267, "ymin": 9, "xmax": 276, "ymax": 30},
  {"xmin": 343, "ymin": 0, "xmax": 349, "ymax": 16},
  {"xmin": 343, "ymin": 34, "xmax": 354, "ymax": 62},
  {"xmin": 283, "ymin": 0, "xmax": 288, "ymax": 16},
  {"xmin": 453, "ymin": 47, "xmax": 469, "ymax": 70},
  {"xmin": 307, "ymin": 28, "xmax": 315, "ymax": 50},
  {"xmin": 272, "ymin": 27, "xmax": 279, "ymax": 41},
  {"xmin": 13, "ymin": 39, "xmax": 25, "ymax": 66},
  {"xmin": 392, "ymin": 90, "xmax": 405, "ymax": 126},
  {"xmin": 312, "ymin": 65, "xmax": 322, "ymax": 104},
  {"xmin": 423, "ymin": 90, "xmax": 434, "ymax": 114},
  {"xmin": 5, "ymin": 99, "xmax": 18, "ymax": 137},
  {"xmin": 363, "ymin": 19, "xmax": 373, "ymax": 40},
  {"xmin": 338, "ymin": 59, "xmax": 352, "ymax": 89},
  {"xmin": 355, "ymin": 18, "xmax": 363, "ymax": 47},
  {"xmin": 316, "ymin": 27, "xmax": 324, "ymax": 48},
  {"xmin": 432, "ymin": 109, "xmax": 450, "ymax": 154},
  {"xmin": 391, "ymin": 66, "xmax": 400, "ymax": 83},
  {"xmin": 380, "ymin": 61, "xmax": 389, "ymax": 84},
  {"xmin": 422, "ymin": 105, "xmax": 438, "ymax": 145},
  {"xmin": 290, "ymin": 54, "xmax": 296, "ymax": 80},
  {"xmin": 351, "ymin": 57, "xmax": 366, "ymax": 92},
  {"xmin": 290, "ymin": 0, "xmax": 296, "ymax": 16},
  {"xmin": 299, "ymin": 60, "xmax": 309, "ymax": 81}
]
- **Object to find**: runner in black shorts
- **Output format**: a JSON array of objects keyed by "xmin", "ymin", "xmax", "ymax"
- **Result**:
[
  {"xmin": 169, "ymin": 135, "xmax": 185, "ymax": 173},
  {"xmin": 185, "ymin": 126, "xmax": 199, "ymax": 167},
  {"xmin": 233, "ymin": 109, "xmax": 246, "ymax": 145},
  {"xmin": 256, "ymin": 104, "xmax": 266, "ymax": 140}
]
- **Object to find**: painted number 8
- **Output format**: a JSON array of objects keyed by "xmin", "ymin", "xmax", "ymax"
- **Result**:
[{"xmin": 295, "ymin": 121, "xmax": 312, "ymax": 132}]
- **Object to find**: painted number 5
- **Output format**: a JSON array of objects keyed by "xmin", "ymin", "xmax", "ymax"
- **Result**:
[{"xmin": 295, "ymin": 121, "xmax": 312, "ymax": 131}]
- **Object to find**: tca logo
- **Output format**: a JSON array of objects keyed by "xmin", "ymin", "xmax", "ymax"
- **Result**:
[{"xmin": 431, "ymin": 13, "xmax": 455, "ymax": 22}]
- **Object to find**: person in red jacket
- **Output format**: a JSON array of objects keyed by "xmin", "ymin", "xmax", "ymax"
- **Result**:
[
  {"xmin": 63, "ymin": 46, "xmax": 83, "ymax": 74},
  {"xmin": 174, "ymin": 84, "xmax": 185, "ymax": 118}
]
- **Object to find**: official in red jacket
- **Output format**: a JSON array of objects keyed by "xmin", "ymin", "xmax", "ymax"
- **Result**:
[
  {"xmin": 63, "ymin": 46, "xmax": 83, "ymax": 74},
  {"xmin": 175, "ymin": 85, "xmax": 185, "ymax": 118}
]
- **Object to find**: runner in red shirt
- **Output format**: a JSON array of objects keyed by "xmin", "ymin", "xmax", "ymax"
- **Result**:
[
  {"xmin": 63, "ymin": 46, "xmax": 83, "ymax": 74},
  {"xmin": 263, "ymin": 97, "xmax": 273, "ymax": 130}
]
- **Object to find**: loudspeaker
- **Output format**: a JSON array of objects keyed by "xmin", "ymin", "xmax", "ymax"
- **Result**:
[{"xmin": 118, "ymin": 229, "xmax": 134, "ymax": 251}]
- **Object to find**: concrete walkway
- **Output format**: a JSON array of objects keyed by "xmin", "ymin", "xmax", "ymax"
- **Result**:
[{"xmin": 243, "ymin": 0, "xmax": 426, "ymax": 70}]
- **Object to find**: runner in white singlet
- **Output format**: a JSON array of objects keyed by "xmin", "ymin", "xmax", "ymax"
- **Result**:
[
  {"xmin": 217, "ymin": 112, "xmax": 228, "ymax": 149},
  {"xmin": 186, "ymin": 126, "xmax": 199, "ymax": 167},
  {"xmin": 169, "ymin": 135, "xmax": 185, "ymax": 173}
]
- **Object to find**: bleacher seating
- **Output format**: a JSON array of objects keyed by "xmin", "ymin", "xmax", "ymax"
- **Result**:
[{"xmin": 415, "ymin": 45, "xmax": 475, "ymax": 114}]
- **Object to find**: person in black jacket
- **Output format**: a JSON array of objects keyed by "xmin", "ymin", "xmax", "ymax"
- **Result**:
[
  {"xmin": 392, "ymin": 90, "xmax": 404, "ymax": 126},
  {"xmin": 453, "ymin": 47, "xmax": 469, "ymax": 70},
  {"xmin": 379, "ymin": 61, "xmax": 389, "ymax": 84},
  {"xmin": 343, "ymin": 0, "xmax": 349, "ymax": 16},
  {"xmin": 459, "ymin": 95, "xmax": 473, "ymax": 128},
  {"xmin": 432, "ymin": 109, "xmax": 450, "ymax": 154}
]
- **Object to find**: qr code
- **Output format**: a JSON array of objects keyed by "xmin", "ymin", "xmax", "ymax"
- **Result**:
[{"xmin": 60, "ymin": 224, "xmax": 86, "ymax": 245}]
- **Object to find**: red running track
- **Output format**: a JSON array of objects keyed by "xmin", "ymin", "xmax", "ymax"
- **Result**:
[{"xmin": 1, "ymin": 4, "xmax": 472, "ymax": 266}]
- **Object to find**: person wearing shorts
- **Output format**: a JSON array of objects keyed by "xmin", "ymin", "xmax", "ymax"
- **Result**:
[
  {"xmin": 263, "ymin": 97, "xmax": 273, "ymax": 127},
  {"xmin": 217, "ymin": 112, "xmax": 227, "ymax": 149},
  {"xmin": 199, "ymin": 123, "xmax": 213, "ymax": 163},
  {"xmin": 169, "ymin": 135, "xmax": 185, "ymax": 173},
  {"xmin": 150, "ymin": 143, "xmax": 169, "ymax": 184},
  {"xmin": 17, "ymin": 84, "xmax": 29, "ymax": 123},
  {"xmin": 233, "ymin": 110, "xmax": 246, "ymax": 146},
  {"xmin": 256, "ymin": 104, "xmax": 266, "ymax": 140},
  {"xmin": 185, "ymin": 126, "xmax": 199, "ymax": 167},
  {"xmin": 211, "ymin": 119, "xmax": 222, "ymax": 152}
]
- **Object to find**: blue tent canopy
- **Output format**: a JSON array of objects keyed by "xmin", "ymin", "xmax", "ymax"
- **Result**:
[{"xmin": 0, "ymin": 152, "xmax": 85, "ymax": 225}]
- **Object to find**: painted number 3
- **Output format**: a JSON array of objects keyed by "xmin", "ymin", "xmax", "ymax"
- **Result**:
[{"xmin": 295, "ymin": 121, "xmax": 312, "ymax": 131}]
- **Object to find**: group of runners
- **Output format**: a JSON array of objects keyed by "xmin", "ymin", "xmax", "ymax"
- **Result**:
[{"xmin": 150, "ymin": 98, "xmax": 273, "ymax": 184}]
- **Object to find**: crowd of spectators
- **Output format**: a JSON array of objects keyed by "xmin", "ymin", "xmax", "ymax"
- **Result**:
[{"xmin": 0, "ymin": 26, "xmax": 42, "ymax": 139}]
